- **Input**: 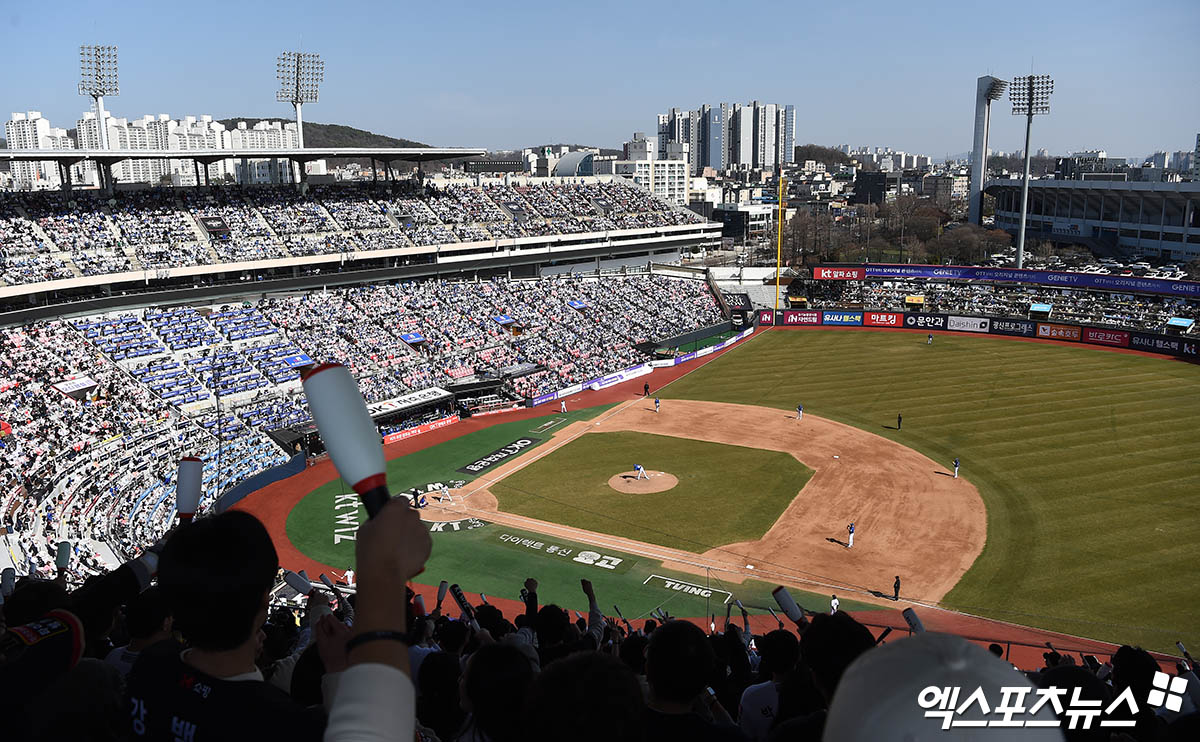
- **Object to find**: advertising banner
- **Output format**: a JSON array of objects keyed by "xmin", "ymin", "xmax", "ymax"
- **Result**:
[
  {"xmin": 587, "ymin": 364, "xmax": 651, "ymax": 391},
  {"xmin": 948, "ymin": 316, "xmax": 991, "ymax": 333},
  {"xmin": 863, "ymin": 312, "xmax": 903, "ymax": 327},
  {"xmin": 858, "ymin": 264, "xmax": 1200, "ymax": 298},
  {"xmin": 989, "ymin": 318, "xmax": 1037, "ymax": 337},
  {"xmin": 695, "ymin": 346, "xmax": 716, "ymax": 357},
  {"xmin": 399, "ymin": 332, "xmax": 426, "ymax": 345},
  {"xmin": 822, "ymin": 311, "xmax": 863, "ymax": 326},
  {"xmin": 457, "ymin": 437, "xmax": 542, "ymax": 474},
  {"xmin": 1036, "ymin": 323, "xmax": 1082, "ymax": 342},
  {"xmin": 532, "ymin": 392, "xmax": 556, "ymax": 406},
  {"xmin": 781, "ymin": 310, "xmax": 822, "ymax": 326},
  {"xmin": 813, "ymin": 266, "xmax": 866, "ymax": 280},
  {"xmin": 904, "ymin": 313, "xmax": 948, "ymax": 329},
  {"xmin": 1081, "ymin": 328, "xmax": 1130, "ymax": 348},
  {"xmin": 283, "ymin": 353, "xmax": 315, "ymax": 368},
  {"xmin": 758, "ymin": 309, "xmax": 776, "ymax": 326},
  {"xmin": 1129, "ymin": 332, "xmax": 1199, "ymax": 358},
  {"xmin": 649, "ymin": 359, "xmax": 677, "ymax": 368},
  {"xmin": 383, "ymin": 415, "xmax": 460, "ymax": 444},
  {"xmin": 722, "ymin": 293, "xmax": 752, "ymax": 311},
  {"xmin": 493, "ymin": 315, "xmax": 516, "ymax": 325},
  {"xmin": 567, "ymin": 300, "xmax": 588, "ymax": 310}
]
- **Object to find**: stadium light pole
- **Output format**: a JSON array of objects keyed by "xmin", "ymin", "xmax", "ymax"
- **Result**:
[
  {"xmin": 277, "ymin": 51, "xmax": 324, "ymax": 184},
  {"xmin": 79, "ymin": 45, "xmax": 119, "ymax": 152},
  {"xmin": 1010, "ymin": 74, "xmax": 1053, "ymax": 270}
]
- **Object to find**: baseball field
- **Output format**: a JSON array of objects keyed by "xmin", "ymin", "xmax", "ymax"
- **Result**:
[{"xmin": 246, "ymin": 326, "xmax": 1200, "ymax": 655}]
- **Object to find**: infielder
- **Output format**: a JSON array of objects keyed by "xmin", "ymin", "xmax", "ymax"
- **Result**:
[
  {"xmin": 927, "ymin": 333, "xmax": 933, "ymax": 345},
  {"xmin": 796, "ymin": 403, "xmax": 803, "ymax": 421},
  {"xmin": 654, "ymin": 397, "xmax": 661, "ymax": 413},
  {"xmin": 634, "ymin": 464, "xmax": 649, "ymax": 480},
  {"xmin": 560, "ymin": 400, "xmax": 567, "ymax": 414},
  {"xmin": 830, "ymin": 595, "xmax": 840, "ymax": 614},
  {"xmin": 847, "ymin": 522, "xmax": 855, "ymax": 548},
  {"xmin": 953, "ymin": 457, "xmax": 960, "ymax": 479}
]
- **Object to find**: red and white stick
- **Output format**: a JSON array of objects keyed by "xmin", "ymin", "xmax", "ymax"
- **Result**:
[{"xmin": 300, "ymin": 363, "xmax": 389, "ymax": 518}]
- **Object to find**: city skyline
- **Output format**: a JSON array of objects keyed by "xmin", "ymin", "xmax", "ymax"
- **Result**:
[{"xmin": 1, "ymin": 0, "xmax": 1197, "ymax": 159}]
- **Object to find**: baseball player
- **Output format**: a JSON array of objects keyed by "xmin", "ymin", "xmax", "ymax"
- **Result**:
[
  {"xmin": 340, "ymin": 568, "xmax": 356, "ymax": 587},
  {"xmin": 654, "ymin": 397, "xmax": 661, "ymax": 414},
  {"xmin": 846, "ymin": 522, "xmax": 855, "ymax": 548},
  {"xmin": 560, "ymin": 399, "xmax": 567, "ymax": 414},
  {"xmin": 830, "ymin": 595, "xmax": 840, "ymax": 614},
  {"xmin": 927, "ymin": 333, "xmax": 933, "ymax": 345},
  {"xmin": 953, "ymin": 457, "xmax": 960, "ymax": 479},
  {"xmin": 897, "ymin": 412, "xmax": 902, "ymax": 430},
  {"xmin": 634, "ymin": 464, "xmax": 649, "ymax": 480},
  {"xmin": 796, "ymin": 403, "xmax": 803, "ymax": 421}
]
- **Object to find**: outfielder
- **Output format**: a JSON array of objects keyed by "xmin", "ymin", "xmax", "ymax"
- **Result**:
[
  {"xmin": 953, "ymin": 457, "xmax": 960, "ymax": 479},
  {"xmin": 796, "ymin": 403, "xmax": 803, "ymax": 421},
  {"xmin": 634, "ymin": 464, "xmax": 649, "ymax": 480},
  {"xmin": 927, "ymin": 333, "xmax": 933, "ymax": 345},
  {"xmin": 897, "ymin": 413, "xmax": 902, "ymax": 430},
  {"xmin": 847, "ymin": 522, "xmax": 855, "ymax": 548},
  {"xmin": 560, "ymin": 400, "xmax": 567, "ymax": 414},
  {"xmin": 654, "ymin": 397, "xmax": 661, "ymax": 413}
]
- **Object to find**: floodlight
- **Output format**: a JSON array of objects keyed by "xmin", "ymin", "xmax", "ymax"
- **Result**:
[{"xmin": 1009, "ymin": 74, "xmax": 1055, "ymax": 269}]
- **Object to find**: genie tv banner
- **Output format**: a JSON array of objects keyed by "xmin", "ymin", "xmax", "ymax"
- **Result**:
[{"xmin": 856, "ymin": 264, "xmax": 1200, "ymax": 298}]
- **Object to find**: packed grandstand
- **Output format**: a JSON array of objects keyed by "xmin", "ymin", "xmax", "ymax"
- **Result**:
[
  {"xmin": 3, "ymin": 179, "xmax": 1200, "ymax": 741},
  {"xmin": 0, "ymin": 180, "xmax": 703, "ymax": 287}
]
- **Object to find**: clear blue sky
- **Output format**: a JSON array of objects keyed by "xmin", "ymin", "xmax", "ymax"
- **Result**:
[{"xmin": 2, "ymin": 0, "xmax": 1197, "ymax": 160}]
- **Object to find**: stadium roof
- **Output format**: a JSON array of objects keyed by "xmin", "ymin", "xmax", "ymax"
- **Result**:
[
  {"xmin": 552, "ymin": 151, "xmax": 595, "ymax": 177},
  {"xmin": 0, "ymin": 146, "xmax": 486, "ymax": 165}
]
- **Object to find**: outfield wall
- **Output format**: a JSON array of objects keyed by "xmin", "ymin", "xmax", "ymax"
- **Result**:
[
  {"xmin": 755, "ymin": 309, "xmax": 1200, "ymax": 360},
  {"xmin": 527, "ymin": 327, "xmax": 757, "ymax": 406}
]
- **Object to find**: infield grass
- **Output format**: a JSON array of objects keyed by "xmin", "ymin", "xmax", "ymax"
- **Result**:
[
  {"xmin": 489, "ymin": 431, "xmax": 814, "ymax": 553},
  {"xmin": 661, "ymin": 328, "xmax": 1200, "ymax": 652}
]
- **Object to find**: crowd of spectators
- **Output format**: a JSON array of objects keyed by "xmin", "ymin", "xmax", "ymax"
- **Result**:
[
  {"xmin": 805, "ymin": 279, "xmax": 1200, "ymax": 332},
  {"xmin": 2, "ymin": 503, "xmax": 1196, "ymax": 741},
  {"xmin": 1, "ymin": 180, "xmax": 702, "ymax": 283}
]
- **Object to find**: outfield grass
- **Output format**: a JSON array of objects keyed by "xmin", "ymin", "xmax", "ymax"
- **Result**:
[
  {"xmin": 661, "ymin": 328, "xmax": 1200, "ymax": 652},
  {"xmin": 286, "ymin": 406, "xmax": 613, "ymax": 560},
  {"xmin": 489, "ymin": 431, "xmax": 813, "ymax": 553}
]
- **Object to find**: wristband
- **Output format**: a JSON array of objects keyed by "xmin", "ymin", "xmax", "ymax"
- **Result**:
[{"xmin": 345, "ymin": 630, "xmax": 414, "ymax": 653}]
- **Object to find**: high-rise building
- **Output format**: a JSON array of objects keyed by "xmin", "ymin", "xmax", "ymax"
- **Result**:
[
  {"xmin": 5, "ymin": 112, "xmax": 73, "ymax": 189},
  {"xmin": 1194, "ymin": 133, "xmax": 1200, "ymax": 178},
  {"xmin": 657, "ymin": 101, "xmax": 794, "ymax": 174},
  {"xmin": 730, "ymin": 104, "xmax": 754, "ymax": 166}
]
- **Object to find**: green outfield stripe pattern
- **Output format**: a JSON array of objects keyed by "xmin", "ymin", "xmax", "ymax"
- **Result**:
[{"xmin": 660, "ymin": 329, "xmax": 1200, "ymax": 653}]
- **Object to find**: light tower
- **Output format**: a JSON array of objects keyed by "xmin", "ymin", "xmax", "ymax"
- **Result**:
[
  {"xmin": 1009, "ymin": 74, "xmax": 1054, "ymax": 269},
  {"xmin": 277, "ymin": 51, "xmax": 323, "ymax": 181},
  {"xmin": 78, "ymin": 45, "xmax": 119, "ymax": 151},
  {"xmin": 968, "ymin": 76, "xmax": 1008, "ymax": 226}
]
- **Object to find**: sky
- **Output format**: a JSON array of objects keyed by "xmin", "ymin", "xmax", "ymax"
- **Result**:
[{"xmin": 2, "ymin": 0, "xmax": 1198, "ymax": 160}]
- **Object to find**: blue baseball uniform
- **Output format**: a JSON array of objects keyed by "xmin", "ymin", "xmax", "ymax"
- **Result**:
[
  {"xmin": 654, "ymin": 397, "xmax": 660, "ymax": 413},
  {"xmin": 953, "ymin": 458, "xmax": 960, "ymax": 478},
  {"xmin": 797, "ymin": 404, "xmax": 803, "ymax": 421},
  {"xmin": 847, "ymin": 522, "xmax": 855, "ymax": 548},
  {"xmin": 635, "ymin": 464, "xmax": 649, "ymax": 480}
]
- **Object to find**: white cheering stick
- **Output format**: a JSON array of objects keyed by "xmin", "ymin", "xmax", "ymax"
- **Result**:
[
  {"xmin": 902, "ymin": 607, "xmax": 926, "ymax": 634},
  {"xmin": 480, "ymin": 593, "xmax": 490, "ymax": 605},
  {"xmin": 56, "ymin": 541, "xmax": 72, "ymax": 571},
  {"xmin": 437, "ymin": 580, "xmax": 450, "ymax": 610},
  {"xmin": 414, "ymin": 594, "xmax": 427, "ymax": 617},
  {"xmin": 772, "ymin": 586, "xmax": 806, "ymax": 625},
  {"xmin": 284, "ymin": 570, "xmax": 313, "ymax": 596},
  {"xmin": 1, "ymin": 567, "xmax": 15, "ymax": 597},
  {"xmin": 176, "ymin": 457, "xmax": 202, "ymax": 522},
  {"xmin": 320, "ymin": 573, "xmax": 337, "ymax": 592},
  {"xmin": 300, "ymin": 363, "xmax": 390, "ymax": 518}
]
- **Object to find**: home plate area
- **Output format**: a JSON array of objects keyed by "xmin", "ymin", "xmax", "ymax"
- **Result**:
[{"xmin": 607, "ymin": 470, "xmax": 679, "ymax": 494}]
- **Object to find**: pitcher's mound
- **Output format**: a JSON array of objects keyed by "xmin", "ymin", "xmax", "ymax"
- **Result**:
[{"xmin": 608, "ymin": 470, "xmax": 679, "ymax": 494}]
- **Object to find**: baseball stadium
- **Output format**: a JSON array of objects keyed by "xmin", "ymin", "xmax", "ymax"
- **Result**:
[{"xmin": 4, "ymin": 151, "xmax": 1200, "ymax": 742}]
